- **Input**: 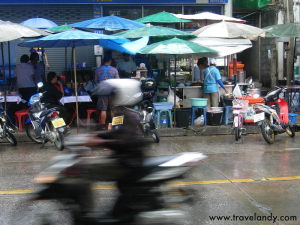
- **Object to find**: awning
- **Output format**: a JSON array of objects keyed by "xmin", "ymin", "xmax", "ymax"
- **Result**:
[{"xmin": 233, "ymin": 0, "xmax": 271, "ymax": 9}]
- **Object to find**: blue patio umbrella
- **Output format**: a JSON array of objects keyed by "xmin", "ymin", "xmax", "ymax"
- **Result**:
[
  {"xmin": 99, "ymin": 36, "xmax": 149, "ymax": 55},
  {"xmin": 69, "ymin": 15, "xmax": 145, "ymax": 31},
  {"xmin": 19, "ymin": 30, "xmax": 128, "ymax": 132},
  {"xmin": 21, "ymin": 18, "xmax": 58, "ymax": 29}
]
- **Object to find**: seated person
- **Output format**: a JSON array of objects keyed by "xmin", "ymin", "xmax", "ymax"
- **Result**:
[{"xmin": 41, "ymin": 72, "xmax": 69, "ymax": 122}]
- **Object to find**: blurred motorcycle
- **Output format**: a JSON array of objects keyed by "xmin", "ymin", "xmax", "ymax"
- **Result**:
[{"xmin": 10, "ymin": 135, "xmax": 206, "ymax": 225}]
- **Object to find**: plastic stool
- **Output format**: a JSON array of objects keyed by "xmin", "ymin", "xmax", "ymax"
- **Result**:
[
  {"xmin": 223, "ymin": 105, "xmax": 233, "ymax": 125},
  {"xmin": 86, "ymin": 109, "xmax": 98, "ymax": 127},
  {"xmin": 155, "ymin": 109, "xmax": 173, "ymax": 128},
  {"xmin": 191, "ymin": 106, "xmax": 206, "ymax": 126},
  {"xmin": 15, "ymin": 109, "xmax": 29, "ymax": 132}
]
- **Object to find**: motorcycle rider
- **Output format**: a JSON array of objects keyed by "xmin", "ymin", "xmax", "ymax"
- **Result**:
[{"xmin": 81, "ymin": 79, "xmax": 152, "ymax": 221}]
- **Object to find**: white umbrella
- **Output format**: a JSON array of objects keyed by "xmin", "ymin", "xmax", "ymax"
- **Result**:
[
  {"xmin": 191, "ymin": 37, "xmax": 252, "ymax": 57},
  {"xmin": 193, "ymin": 21, "xmax": 265, "ymax": 40},
  {"xmin": 174, "ymin": 12, "xmax": 245, "ymax": 23},
  {"xmin": 0, "ymin": 20, "xmax": 47, "ymax": 42},
  {"xmin": 0, "ymin": 20, "xmax": 47, "ymax": 112}
]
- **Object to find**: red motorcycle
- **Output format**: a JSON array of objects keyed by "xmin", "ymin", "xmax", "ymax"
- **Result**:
[{"xmin": 254, "ymin": 87, "xmax": 295, "ymax": 144}]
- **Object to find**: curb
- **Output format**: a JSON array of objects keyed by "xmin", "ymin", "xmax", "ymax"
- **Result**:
[{"xmin": 2, "ymin": 125, "xmax": 299, "ymax": 143}]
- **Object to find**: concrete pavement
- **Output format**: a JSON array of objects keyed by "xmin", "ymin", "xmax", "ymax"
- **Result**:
[{"xmin": 1, "ymin": 134, "xmax": 300, "ymax": 224}]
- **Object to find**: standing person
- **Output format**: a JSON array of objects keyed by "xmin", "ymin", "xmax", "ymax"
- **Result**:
[
  {"xmin": 30, "ymin": 47, "xmax": 50, "ymax": 69},
  {"xmin": 30, "ymin": 52, "xmax": 45, "ymax": 84},
  {"xmin": 116, "ymin": 53, "xmax": 136, "ymax": 78},
  {"xmin": 15, "ymin": 54, "xmax": 36, "ymax": 102},
  {"xmin": 193, "ymin": 59, "xmax": 202, "ymax": 82},
  {"xmin": 95, "ymin": 56, "xmax": 119, "ymax": 129},
  {"xmin": 198, "ymin": 57, "xmax": 227, "ymax": 108}
]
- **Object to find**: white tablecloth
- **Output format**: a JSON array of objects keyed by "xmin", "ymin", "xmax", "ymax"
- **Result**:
[
  {"xmin": 60, "ymin": 95, "xmax": 92, "ymax": 105},
  {"xmin": 0, "ymin": 95, "xmax": 22, "ymax": 103}
]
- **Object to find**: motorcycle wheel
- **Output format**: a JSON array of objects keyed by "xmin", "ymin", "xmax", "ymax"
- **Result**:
[
  {"xmin": 286, "ymin": 122, "xmax": 296, "ymax": 138},
  {"xmin": 234, "ymin": 127, "xmax": 241, "ymax": 141},
  {"xmin": 25, "ymin": 123, "xmax": 43, "ymax": 144},
  {"xmin": 260, "ymin": 120, "xmax": 275, "ymax": 144},
  {"xmin": 10, "ymin": 200, "xmax": 74, "ymax": 225},
  {"xmin": 53, "ymin": 130, "xmax": 64, "ymax": 151},
  {"xmin": 151, "ymin": 129, "xmax": 160, "ymax": 143},
  {"xmin": 5, "ymin": 129, "xmax": 17, "ymax": 146}
]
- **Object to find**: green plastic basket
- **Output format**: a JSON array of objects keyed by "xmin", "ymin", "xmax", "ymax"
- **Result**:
[{"xmin": 190, "ymin": 98, "xmax": 208, "ymax": 107}]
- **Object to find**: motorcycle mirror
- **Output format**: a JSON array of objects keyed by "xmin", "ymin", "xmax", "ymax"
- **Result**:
[
  {"xmin": 37, "ymin": 82, "xmax": 44, "ymax": 89},
  {"xmin": 245, "ymin": 77, "xmax": 253, "ymax": 84},
  {"xmin": 146, "ymin": 107, "xmax": 153, "ymax": 113}
]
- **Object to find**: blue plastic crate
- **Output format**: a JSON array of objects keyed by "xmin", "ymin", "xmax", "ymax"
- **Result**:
[
  {"xmin": 153, "ymin": 102, "xmax": 173, "ymax": 110},
  {"xmin": 289, "ymin": 113, "xmax": 298, "ymax": 125}
]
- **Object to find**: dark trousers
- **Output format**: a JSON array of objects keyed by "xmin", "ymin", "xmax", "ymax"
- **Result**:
[{"xmin": 18, "ymin": 87, "xmax": 37, "ymax": 102}]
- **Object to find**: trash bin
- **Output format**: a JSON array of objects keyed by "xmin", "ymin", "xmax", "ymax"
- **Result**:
[
  {"xmin": 175, "ymin": 108, "xmax": 191, "ymax": 127},
  {"xmin": 207, "ymin": 108, "xmax": 223, "ymax": 126}
]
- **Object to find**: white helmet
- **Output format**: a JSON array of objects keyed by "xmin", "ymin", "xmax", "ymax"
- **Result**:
[{"xmin": 94, "ymin": 79, "xmax": 143, "ymax": 106}]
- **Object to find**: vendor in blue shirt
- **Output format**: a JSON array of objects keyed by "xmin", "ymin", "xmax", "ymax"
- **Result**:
[{"xmin": 198, "ymin": 57, "xmax": 227, "ymax": 108}]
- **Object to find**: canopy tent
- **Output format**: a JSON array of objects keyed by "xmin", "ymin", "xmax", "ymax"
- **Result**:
[
  {"xmin": 173, "ymin": 12, "xmax": 245, "ymax": 23},
  {"xmin": 193, "ymin": 21, "xmax": 265, "ymax": 41},
  {"xmin": 139, "ymin": 37, "xmax": 218, "ymax": 126},
  {"xmin": 113, "ymin": 25, "xmax": 196, "ymax": 41},
  {"xmin": 136, "ymin": 11, "xmax": 191, "ymax": 24},
  {"xmin": 191, "ymin": 37, "xmax": 252, "ymax": 57},
  {"xmin": 21, "ymin": 18, "xmax": 58, "ymax": 29},
  {"xmin": 19, "ymin": 30, "xmax": 128, "ymax": 132},
  {"xmin": 69, "ymin": 15, "xmax": 145, "ymax": 31}
]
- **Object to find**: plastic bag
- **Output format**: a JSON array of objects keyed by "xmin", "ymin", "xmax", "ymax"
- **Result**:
[
  {"xmin": 167, "ymin": 87, "xmax": 180, "ymax": 106},
  {"xmin": 194, "ymin": 115, "xmax": 204, "ymax": 126},
  {"xmin": 232, "ymin": 85, "xmax": 242, "ymax": 97}
]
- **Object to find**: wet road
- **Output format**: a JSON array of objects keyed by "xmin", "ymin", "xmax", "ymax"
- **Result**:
[{"xmin": 1, "ymin": 134, "xmax": 300, "ymax": 224}]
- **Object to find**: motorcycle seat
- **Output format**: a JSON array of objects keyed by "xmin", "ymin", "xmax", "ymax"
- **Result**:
[{"xmin": 143, "ymin": 155, "xmax": 178, "ymax": 167}]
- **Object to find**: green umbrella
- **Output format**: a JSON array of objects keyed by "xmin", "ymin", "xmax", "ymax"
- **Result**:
[
  {"xmin": 139, "ymin": 38, "xmax": 218, "ymax": 126},
  {"xmin": 136, "ymin": 11, "xmax": 191, "ymax": 24},
  {"xmin": 113, "ymin": 25, "xmax": 196, "ymax": 40},
  {"xmin": 264, "ymin": 23, "xmax": 300, "ymax": 38},
  {"xmin": 139, "ymin": 37, "xmax": 217, "ymax": 56},
  {"xmin": 48, "ymin": 24, "xmax": 73, "ymax": 33}
]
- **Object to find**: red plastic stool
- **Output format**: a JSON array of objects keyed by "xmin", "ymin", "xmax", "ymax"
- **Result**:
[
  {"xmin": 15, "ymin": 109, "xmax": 29, "ymax": 132},
  {"xmin": 86, "ymin": 109, "xmax": 98, "ymax": 127}
]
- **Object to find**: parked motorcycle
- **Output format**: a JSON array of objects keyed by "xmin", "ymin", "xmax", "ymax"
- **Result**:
[
  {"xmin": 254, "ymin": 87, "xmax": 295, "ymax": 144},
  {"xmin": 10, "ymin": 136, "xmax": 206, "ymax": 225},
  {"xmin": 0, "ymin": 110, "xmax": 17, "ymax": 146},
  {"xmin": 232, "ymin": 98, "xmax": 249, "ymax": 141},
  {"xmin": 139, "ymin": 100, "xmax": 160, "ymax": 143},
  {"xmin": 25, "ymin": 83, "xmax": 66, "ymax": 150}
]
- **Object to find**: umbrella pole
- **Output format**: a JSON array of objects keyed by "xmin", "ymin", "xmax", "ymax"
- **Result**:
[
  {"xmin": 73, "ymin": 47, "xmax": 80, "ymax": 134},
  {"xmin": 8, "ymin": 42, "xmax": 11, "ymax": 90},
  {"xmin": 1, "ymin": 43, "xmax": 7, "ymax": 112},
  {"xmin": 65, "ymin": 47, "xmax": 67, "ymax": 72},
  {"xmin": 173, "ymin": 55, "xmax": 177, "ymax": 127}
]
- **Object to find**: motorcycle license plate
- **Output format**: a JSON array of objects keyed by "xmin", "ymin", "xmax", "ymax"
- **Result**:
[
  {"xmin": 51, "ymin": 118, "xmax": 66, "ymax": 128},
  {"xmin": 112, "ymin": 116, "xmax": 124, "ymax": 126},
  {"xmin": 254, "ymin": 112, "xmax": 265, "ymax": 123},
  {"xmin": 233, "ymin": 110, "xmax": 240, "ymax": 114}
]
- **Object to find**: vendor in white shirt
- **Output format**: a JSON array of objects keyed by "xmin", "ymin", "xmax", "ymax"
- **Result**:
[{"xmin": 116, "ymin": 53, "xmax": 136, "ymax": 78}]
